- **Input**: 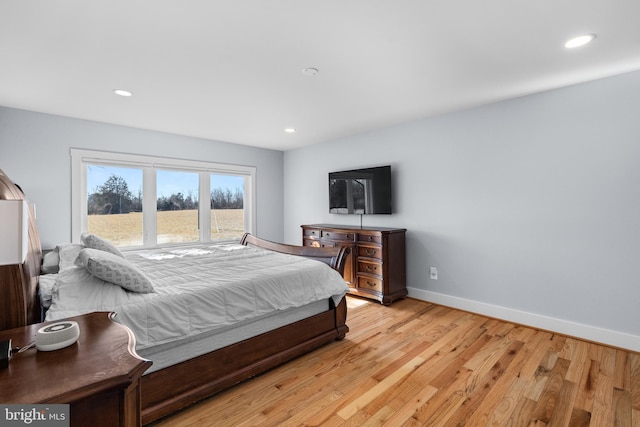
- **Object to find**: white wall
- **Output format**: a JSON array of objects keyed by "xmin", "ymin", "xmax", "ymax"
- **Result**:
[
  {"xmin": 284, "ymin": 70, "xmax": 640, "ymax": 350},
  {"xmin": 0, "ymin": 107, "xmax": 285, "ymax": 248}
]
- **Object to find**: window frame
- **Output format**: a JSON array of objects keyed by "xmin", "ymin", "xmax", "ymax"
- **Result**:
[{"xmin": 71, "ymin": 148, "xmax": 256, "ymax": 248}]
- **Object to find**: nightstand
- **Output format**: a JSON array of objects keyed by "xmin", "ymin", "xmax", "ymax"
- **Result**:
[{"xmin": 0, "ymin": 312, "xmax": 151, "ymax": 427}]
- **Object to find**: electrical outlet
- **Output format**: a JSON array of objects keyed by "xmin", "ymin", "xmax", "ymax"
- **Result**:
[{"xmin": 429, "ymin": 267, "xmax": 438, "ymax": 280}]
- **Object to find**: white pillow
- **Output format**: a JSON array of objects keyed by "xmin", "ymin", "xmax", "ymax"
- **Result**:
[
  {"xmin": 56, "ymin": 243, "xmax": 85, "ymax": 271},
  {"xmin": 78, "ymin": 248, "xmax": 154, "ymax": 293},
  {"xmin": 41, "ymin": 250, "xmax": 60, "ymax": 274},
  {"xmin": 81, "ymin": 233, "xmax": 124, "ymax": 258}
]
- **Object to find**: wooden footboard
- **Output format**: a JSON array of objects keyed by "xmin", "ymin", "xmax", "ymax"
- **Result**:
[
  {"xmin": 140, "ymin": 234, "xmax": 350, "ymax": 424},
  {"xmin": 141, "ymin": 296, "xmax": 348, "ymax": 424},
  {"xmin": 240, "ymin": 233, "xmax": 350, "ymax": 276}
]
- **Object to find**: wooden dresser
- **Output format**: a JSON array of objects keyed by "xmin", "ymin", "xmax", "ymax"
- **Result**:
[
  {"xmin": 301, "ymin": 224, "xmax": 407, "ymax": 305},
  {"xmin": 0, "ymin": 312, "xmax": 151, "ymax": 427}
]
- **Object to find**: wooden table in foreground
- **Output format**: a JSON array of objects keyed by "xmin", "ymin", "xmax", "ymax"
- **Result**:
[{"xmin": 0, "ymin": 312, "xmax": 152, "ymax": 427}]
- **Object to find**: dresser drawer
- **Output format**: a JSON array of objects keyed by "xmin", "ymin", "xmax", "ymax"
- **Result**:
[
  {"xmin": 303, "ymin": 228, "xmax": 322, "ymax": 238},
  {"xmin": 303, "ymin": 238, "xmax": 321, "ymax": 248},
  {"xmin": 357, "ymin": 245, "xmax": 382, "ymax": 260},
  {"xmin": 304, "ymin": 239, "xmax": 339, "ymax": 248},
  {"xmin": 357, "ymin": 276, "xmax": 383, "ymax": 292},
  {"xmin": 322, "ymin": 230, "xmax": 356, "ymax": 242},
  {"xmin": 358, "ymin": 233, "xmax": 382, "ymax": 244},
  {"xmin": 358, "ymin": 260, "xmax": 382, "ymax": 276}
]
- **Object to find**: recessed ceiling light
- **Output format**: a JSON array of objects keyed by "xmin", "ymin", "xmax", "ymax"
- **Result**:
[
  {"xmin": 284, "ymin": 128, "xmax": 296, "ymax": 133},
  {"xmin": 564, "ymin": 34, "xmax": 596, "ymax": 49},
  {"xmin": 301, "ymin": 68, "xmax": 319, "ymax": 76},
  {"xmin": 113, "ymin": 89, "xmax": 133, "ymax": 97}
]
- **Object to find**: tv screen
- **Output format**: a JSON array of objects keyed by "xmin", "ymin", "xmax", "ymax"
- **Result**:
[{"xmin": 329, "ymin": 166, "xmax": 392, "ymax": 214}]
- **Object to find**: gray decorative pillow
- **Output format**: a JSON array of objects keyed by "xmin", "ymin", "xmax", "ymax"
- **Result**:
[
  {"xmin": 81, "ymin": 233, "xmax": 124, "ymax": 258},
  {"xmin": 78, "ymin": 248, "xmax": 154, "ymax": 293}
]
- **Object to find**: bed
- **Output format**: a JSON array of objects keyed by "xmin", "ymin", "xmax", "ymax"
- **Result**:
[{"xmin": 0, "ymin": 169, "xmax": 350, "ymax": 424}]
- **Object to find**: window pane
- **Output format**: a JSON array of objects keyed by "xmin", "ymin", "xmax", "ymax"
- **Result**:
[
  {"xmin": 210, "ymin": 174, "xmax": 245, "ymax": 240},
  {"xmin": 157, "ymin": 170, "xmax": 199, "ymax": 244},
  {"xmin": 87, "ymin": 165, "xmax": 143, "ymax": 247}
]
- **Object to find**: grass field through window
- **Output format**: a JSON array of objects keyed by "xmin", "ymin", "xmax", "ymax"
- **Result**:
[{"xmin": 88, "ymin": 209, "xmax": 244, "ymax": 247}]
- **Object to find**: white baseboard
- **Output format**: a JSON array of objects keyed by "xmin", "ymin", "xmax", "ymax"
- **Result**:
[{"xmin": 407, "ymin": 287, "xmax": 640, "ymax": 352}]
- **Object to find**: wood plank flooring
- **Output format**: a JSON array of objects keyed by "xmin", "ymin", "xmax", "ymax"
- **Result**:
[{"xmin": 150, "ymin": 296, "xmax": 640, "ymax": 426}]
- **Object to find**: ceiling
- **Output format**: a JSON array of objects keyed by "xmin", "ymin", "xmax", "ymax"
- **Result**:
[{"xmin": 1, "ymin": 1, "xmax": 639, "ymax": 151}]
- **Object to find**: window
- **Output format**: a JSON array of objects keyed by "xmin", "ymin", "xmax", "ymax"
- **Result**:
[
  {"xmin": 71, "ymin": 149, "xmax": 256, "ymax": 248},
  {"xmin": 87, "ymin": 164, "xmax": 144, "ymax": 246},
  {"xmin": 156, "ymin": 169, "xmax": 199, "ymax": 244},
  {"xmin": 210, "ymin": 174, "xmax": 245, "ymax": 239}
]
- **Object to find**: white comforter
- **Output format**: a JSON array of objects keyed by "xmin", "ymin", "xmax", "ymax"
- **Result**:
[{"xmin": 45, "ymin": 244, "xmax": 348, "ymax": 350}]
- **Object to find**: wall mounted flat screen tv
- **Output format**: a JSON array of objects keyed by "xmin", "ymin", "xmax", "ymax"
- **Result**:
[{"xmin": 329, "ymin": 165, "xmax": 392, "ymax": 214}]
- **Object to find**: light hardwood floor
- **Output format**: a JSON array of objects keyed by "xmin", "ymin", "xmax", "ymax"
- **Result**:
[{"xmin": 150, "ymin": 296, "xmax": 640, "ymax": 426}]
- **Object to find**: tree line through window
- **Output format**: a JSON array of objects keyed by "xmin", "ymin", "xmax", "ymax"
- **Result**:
[{"xmin": 88, "ymin": 173, "xmax": 243, "ymax": 215}]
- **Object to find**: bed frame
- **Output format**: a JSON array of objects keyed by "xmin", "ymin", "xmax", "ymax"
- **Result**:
[
  {"xmin": 0, "ymin": 169, "xmax": 350, "ymax": 425},
  {"xmin": 0, "ymin": 170, "xmax": 42, "ymax": 331}
]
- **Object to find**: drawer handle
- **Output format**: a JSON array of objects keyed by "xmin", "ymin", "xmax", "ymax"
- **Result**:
[
  {"xmin": 365, "ymin": 265, "xmax": 376, "ymax": 272},
  {"xmin": 368, "ymin": 236, "xmax": 373, "ymax": 241},
  {"xmin": 366, "ymin": 280, "xmax": 376, "ymax": 287},
  {"xmin": 345, "ymin": 234, "xmax": 350, "ymax": 239},
  {"xmin": 364, "ymin": 249, "xmax": 376, "ymax": 256}
]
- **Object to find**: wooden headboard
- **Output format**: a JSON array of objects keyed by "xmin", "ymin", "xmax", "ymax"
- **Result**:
[{"xmin": 0, "ymin": 169, "xmax": 42, "ymax": 330}]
